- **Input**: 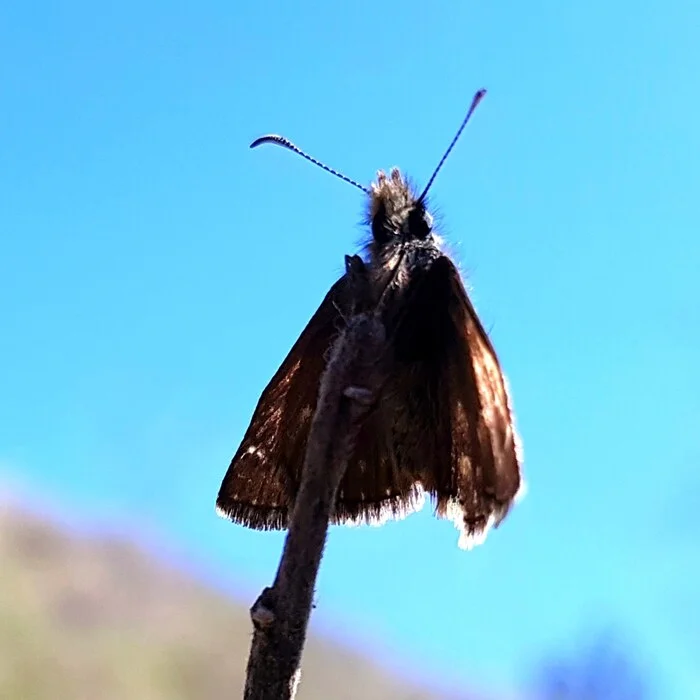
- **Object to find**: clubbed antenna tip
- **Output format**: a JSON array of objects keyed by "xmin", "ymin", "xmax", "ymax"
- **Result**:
[{"xmin": 250, "ymin": 134, "xmax": 370, "ymax": 194}]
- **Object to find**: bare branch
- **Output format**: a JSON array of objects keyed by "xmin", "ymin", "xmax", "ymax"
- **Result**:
[{"xmin": 243, "ymin": 310, "xmax": 386, "ymax": 700}]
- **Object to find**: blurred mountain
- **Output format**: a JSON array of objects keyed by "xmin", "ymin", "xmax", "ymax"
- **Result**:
[{"xmin": 0, "ymin": 500, "xmax": 467, "ymax": 700}]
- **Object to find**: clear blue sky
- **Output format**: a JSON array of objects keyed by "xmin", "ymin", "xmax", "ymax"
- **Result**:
[{"xmin": 2, "ymin": 1, "xmax": 699, "ymax": 697}]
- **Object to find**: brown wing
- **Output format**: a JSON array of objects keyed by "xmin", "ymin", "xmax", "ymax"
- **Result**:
[
  {"xmin": 218, "ymin": 253, "xmax": 522, "ymax": 544},
  {"xmin": 330, "ymin": 397, "xmax": 426, "ymax": 527},
  {"xmin": 217, "ymin": 256, "xmax": 426, "ymax": 532},
  {"xmin": 354, "ymin": 254, "xmax": 522, "ymax": 547},
  {"xmin": 216, "ymin": 274, "xmax": 353, "ymax": 530},
  {"xmin": 434, "ymin": 255, "xmax": 522, "ymax": 547}
]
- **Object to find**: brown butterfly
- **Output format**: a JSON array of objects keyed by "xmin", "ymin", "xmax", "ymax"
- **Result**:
[{"xmin": 216, "ymin": 90, "xmax": 524, "ymax": 549}]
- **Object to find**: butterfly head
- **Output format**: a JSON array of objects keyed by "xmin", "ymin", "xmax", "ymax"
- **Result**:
[{"xmin": 369, "ymin": 168, "xmax": 435, "ymax": 248}]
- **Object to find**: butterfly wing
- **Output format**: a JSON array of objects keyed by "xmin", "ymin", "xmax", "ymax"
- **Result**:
[
  {"xmin": 366, "ymin": 254, "xmax": 522, "ymax": 547},
  {"xmin": 435, "ymin": 255, "xmax": 522, "ymax": 545},
  {"xmin": 216, "ymin": 273, "xmax": 354, "ymax": 530},
  {"xmin": 218, "ymin": 253, "xmax": 522, "ymax": 545},
  {"xmin": 330, "ymin": 398, "xmax": 426, "ymax": 527}
]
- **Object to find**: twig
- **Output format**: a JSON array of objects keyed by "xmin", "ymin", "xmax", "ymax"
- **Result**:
[{"xmin": 243, "ymin": 309, "xmax": 386, "ymax": 700}]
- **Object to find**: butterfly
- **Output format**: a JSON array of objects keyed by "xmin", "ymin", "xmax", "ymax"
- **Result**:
[{"xmin": 216, "ymin": 90, "xmax": 524, "ymax": 549}]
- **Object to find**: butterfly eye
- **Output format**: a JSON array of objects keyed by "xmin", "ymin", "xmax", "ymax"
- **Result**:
[{"xmin": 406, "ymin": 206, "xmax": 433, "ymax": 239}]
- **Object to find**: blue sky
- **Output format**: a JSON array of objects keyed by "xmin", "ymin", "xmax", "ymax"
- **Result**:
[{"xmin": 2, "ymin": 1, "xmax": 699, "ymax": 697}]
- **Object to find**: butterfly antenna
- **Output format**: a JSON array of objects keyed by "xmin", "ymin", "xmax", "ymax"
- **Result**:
[
  {"xmin": 418, "ymin": 89, "xmax": 487, "ymax": 203},
  {"xmin": 250, "ymin": 134, "xmax": 370, "ymax": 194}
]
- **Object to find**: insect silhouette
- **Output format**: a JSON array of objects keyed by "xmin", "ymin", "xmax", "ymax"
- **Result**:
[{"xmin": 216, "ymin": 89, "xmax": 524, "ymax": 549}]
